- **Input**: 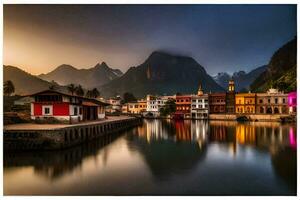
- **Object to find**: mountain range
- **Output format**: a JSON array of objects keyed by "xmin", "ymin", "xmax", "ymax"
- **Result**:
[
  {"xmin": 4, "ymin": 65, "xmax": 66, "ymax": 95},
  {"xmin": 213, "ymin": 65, "xmax": 267, "ymax": 92},
  {"xmin": 39, "ymin": 62, "xmax": 123, "ymax": 88},
  {"xmin": 99, "ymin": 51, "xmax": 225, "ymax": 98},
  {"xmin": 250, "ymin": 37, "xmax": 297, "ymax": 92},
  {"xmin": 3, "ymin": 37, "xmax": 296, "ymax": 97}
]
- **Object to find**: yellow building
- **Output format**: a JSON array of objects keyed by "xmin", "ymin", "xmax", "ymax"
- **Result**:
[
  {"xmin": 235, "ymin": 93, "xmax": 256, "ymax": 114},
  {"xmin": 127, "ymin": 99, "xmax": 147, "ymax": 114}
]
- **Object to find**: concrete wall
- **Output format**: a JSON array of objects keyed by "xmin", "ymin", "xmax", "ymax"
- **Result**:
[{"xmin": 4, "ymin": 117, "xmax": 142, "ymax": 150}]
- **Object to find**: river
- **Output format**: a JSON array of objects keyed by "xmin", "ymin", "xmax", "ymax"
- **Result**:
[{"xmin": 3, "ymin": 119, "xmax": 297, "ymax": 195}]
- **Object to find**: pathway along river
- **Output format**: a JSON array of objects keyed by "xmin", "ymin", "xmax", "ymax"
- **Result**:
[{"xmin": 4, "ymin": 119, "xmax": 297, "ymax": 195}]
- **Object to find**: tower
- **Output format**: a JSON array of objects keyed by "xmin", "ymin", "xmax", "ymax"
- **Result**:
[
  {"xmin": 197, "ymin": 83, "xmax": 204, "ymax": 96},
  {"xmin": 228, "ymin": 79, "xmax": 235, "ymax": 92}
]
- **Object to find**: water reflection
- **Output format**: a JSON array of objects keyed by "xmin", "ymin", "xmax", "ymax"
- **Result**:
[
  {"xmin": 4, "ymin": 133, "xmax": 120, "ymax": 181},
  {"xmin": 4, "ymin": 119, "xmax": 297, "ymax": 195}
]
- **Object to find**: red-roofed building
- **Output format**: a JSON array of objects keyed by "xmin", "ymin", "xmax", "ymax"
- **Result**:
[{"xmin": 28, "ymin": 90, "xmax": 109, "ymax": 123}]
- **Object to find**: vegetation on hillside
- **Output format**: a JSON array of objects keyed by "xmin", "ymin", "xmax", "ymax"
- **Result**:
[{"xmin": 250, "ymin": 37, "xmax": 297, "ymax": 92}]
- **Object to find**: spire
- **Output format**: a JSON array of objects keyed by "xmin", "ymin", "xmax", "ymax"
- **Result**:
[{"xmin": 198, "ymin": 83, "xmax": 203, "ymax": 96}]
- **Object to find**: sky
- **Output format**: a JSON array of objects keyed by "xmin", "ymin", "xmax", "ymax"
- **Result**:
[{"xmin": 3, "ymin": 4, "xmax": 297, "ymax": 76}]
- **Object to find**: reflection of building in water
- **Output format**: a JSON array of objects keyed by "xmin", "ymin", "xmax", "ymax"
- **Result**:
[
  {"xmin": 4, "ymin": 134, "xmax": 119, "ymax": 181},
  {"xmin": 209, "ymin": 121, "xmax": 296, "ymax": 155},
  {"xmin": 135, "ymin": 119, "xmax": 210, "ymax": 144},
  {"xmin": 135, "ymin": 119, "xmax": 177, "ymax": 142}
]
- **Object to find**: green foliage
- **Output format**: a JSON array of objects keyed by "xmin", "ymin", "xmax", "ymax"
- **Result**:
[
  {"xmin": 4, "ymin": 80, "xmax": 15, "ymax": 96},
  {"xmin": 123, "ymin": 92, "xmax": 137, "ymax": 103},
  {"xmin": 159, "ymin": 99, "xmax": 176, "ymax": 116}
]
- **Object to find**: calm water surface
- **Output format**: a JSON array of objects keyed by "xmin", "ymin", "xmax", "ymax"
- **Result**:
[{"xmin": 4, "ymin": 119, "xmax": 297, "ymax": 195}]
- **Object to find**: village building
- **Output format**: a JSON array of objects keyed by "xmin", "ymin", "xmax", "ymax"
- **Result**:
[
  {"xmin": 208, "ymin": 93, "xmax": 226, "ymax": 113},
  {"xmin": 29, "ymin": 90, "xmax": 109, "ymax": 123},
  {"xmin": 106, "ymin": 96, "xmax": 122, "ymax": 113},
  {"xmin": 256, "ymin": 88, "xmax": 288, "ymax": 114},
  {"xmin": 235, "ymin": 92, "xmax": 256, "ymax": 114},
  {"xmin": 122, "ymin": 103, "xmax": 129, "ymax": 114},
  {"xmin": 226, "ymin": 79, "xmax": 236, "ymax": 113},
  {"xmin": 191, "ymin": 84, "xmax": 209, "ymax": 119},
  {"xmin": 127, "ymin": 99, "xmax": 147, "ymax": 114},
  {"xmin": 174, "ymin": 95, "xmax": 191, "ymax": 119},
  {"xmin": 146, "ymin": 95, "xmax": 175, "ymax": 116},
  {"xmin": 288, "ymin": 91, "xmax": 297, "ymax": 115}
]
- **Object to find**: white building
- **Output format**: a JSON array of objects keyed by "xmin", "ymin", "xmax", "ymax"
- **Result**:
[
  {"xmin": 146, "ymin": 95, "xmax": 175, "ymax": 116},
  {"xmin": 191, "ymin": 84, "xmax": 209, "ymax": 119},
  {"xmin": 106, "ymin": 96, "xmax": 122, "ymax": 113}
]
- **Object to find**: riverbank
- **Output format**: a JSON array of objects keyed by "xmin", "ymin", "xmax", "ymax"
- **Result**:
[
  {"xmin": 4, "ymin": 116, "xmax": 142, "ymax": 150},
  {"xmin": 141, "ymin": 114, "xmax": 296, "ymax": 122}
]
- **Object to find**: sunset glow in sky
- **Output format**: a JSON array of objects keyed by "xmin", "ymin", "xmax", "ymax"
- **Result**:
[{"xmin": 4, "ymin": 4, "xmax": 296, "ymax": 75}]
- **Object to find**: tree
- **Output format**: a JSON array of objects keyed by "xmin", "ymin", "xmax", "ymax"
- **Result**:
[
  {"xmin": 75, "ymin": 85, "xmax": 84, "ymax": 96},
  {"xmin": 86, "ymin": 90, "xmax": 93, "ymax": 98},
  {"xmin": 4, "ymin": 80, "xmax": 15, "ymax": 96},
  {"xmin": 91, "ymin": 88, "xmax": 100, "ymax": 98},
  {"xmin": 123, "ymin": 92, "xmax": 137, "ymax": 103},
  {"xmin": 49, "ymin": 80, "xmax": 58, "ymax": 90},
  {"xmin": 67, "ymin": 84, "xmax": 76, "ymax": 95},
  {"xmin": 159, "ymin": 99, "xmax": 176, "ymax": 116}
]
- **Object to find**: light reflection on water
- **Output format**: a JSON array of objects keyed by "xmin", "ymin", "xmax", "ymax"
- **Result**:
[{"xmin": 4, "ymin": 119, "xmax": 297, "ymax": 195}]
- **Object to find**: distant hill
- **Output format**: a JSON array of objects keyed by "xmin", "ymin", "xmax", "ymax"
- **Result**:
[
  {"xmin": 3, "ymin": 65, "xmax": 67, "ymax": 95},
  {"xmin": 214, "ymin": 65, "xmax": 267, "ymax": 92},
  {"xmin": 39, "ymin": 62, "xmax": 123, "ymax": 88},
  {"xmin": 99, "ymin": 51, "xmax": 224, "ymax": 98},
  {"xmin": 250, "ymin": 37, "xmax": 297, "ymax": 92}
]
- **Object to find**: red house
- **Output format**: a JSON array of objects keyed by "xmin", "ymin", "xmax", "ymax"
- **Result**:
[
  {"xmin": 28, "ymin": 90, "xmax": 109, "ymax": 123},
  {"xmin": 174, "ymin": 95, "xmax": 191, "ymax": 119}
]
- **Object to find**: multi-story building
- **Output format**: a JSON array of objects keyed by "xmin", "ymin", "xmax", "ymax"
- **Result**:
[
  {"xmin": 146, "ymin": 95, "xmax": 159, "ymax": 116},
  {"xmin": 106, "ymin": 96, "xmax": 122, "ymax": 113},
  {"xmin": 146, "ymin": 95, "xmax": 175, "ymax": 116},
  {"xmin": 235, "ymin": 92, "xmax": 256, "ymax": 114},
  {"xmin": 226, "ymin": 79, "xmax": 236, "ymax": 113},
  {"xmin": 288, "ymin": 91, "xmax": 297, "ymax": 115},
  {"xmin": 209, "ymin": 93, "xmax": 226, "ymax": 113},
  {"xmin": 174, "ymin": 95, "xmax": 191, "ymax": 119},
  {"xmin": 191, "ymin": 84, "xmax": 209, "ymax": 119},
  {"xmin": 256, "ymin": 88, "xmax": 288, "ymax": 114},
  {"xmin": 127, "ymin": 99, "xmax": 147, "ymax": 114}
]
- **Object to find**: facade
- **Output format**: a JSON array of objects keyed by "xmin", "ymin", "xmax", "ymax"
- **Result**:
[
  {"xmin": 209, "ymin": 93, "xmax": 226, "ymax": 113},
  {"xmin": 256, "ymin": 88, "xmax": 288, "ymax": 114},
  {"xmin": 235, "ymin": 92, "xmax": 256, "ymax": 114},
  {"xmin": 174, "ymin": 95, "xmax": 192, "ymax": 119},
  {"xmin": 29, "ymin": 90, "xmax": 109, "ymax": 123},
  {"xmin": 226, "ymin": 79, "xmax": 236, "ymax": 113},
  {"xmin": 106, "ymin": 97, "xmax": 122, "ymax": 113},
  {"xmin": 122, "ymin": 103, "xmax": 129, "ymax": 114},
  {"xmin": 191, "ymin": 84, "xmax": 209, "ymax": 119},
  {"xmin": 288, "ymin": 91, "xmax": 297, "ymax": 115},
  {"xmin": 127, "ymin": 99, "xmax": 147, "ymax": 114},
  {"xmin": 146, "ymin": 95, "xmax": 175, "ymax": 116}
]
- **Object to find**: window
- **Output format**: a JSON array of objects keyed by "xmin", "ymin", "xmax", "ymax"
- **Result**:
[
  {"xmin": 79, "ymin": 108, "xmax": 82, "ymax": 115},
  {"xmin": 42, "ymin": 105, "xmax": 52, "ymax": 115},
  {"xmin": 74, "ymin": 107, "xmax": 78, "ymax": 115},
  {"xmin": 45, "ymin": 107, "xmax": 50, "ymax": 114},
  {"xmin": 259, "ymin": 99, "xmax": 263, "ymax": 104},
  {"xmin": 275, "ymin": 98, "xmax": 278, "ymax": 104},
  {"xmin": 283, "ymin": 98, "xmax": 286, "ymax": 103},
  {"xmin": 268, "ymin": 99, "xmax": 271, "ymax": 103}
]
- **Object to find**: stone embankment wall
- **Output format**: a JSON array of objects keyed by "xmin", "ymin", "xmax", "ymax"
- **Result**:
[
  {"xmin": 209, "ymin": 114, "xmax": 291, "ymax": 122},
  {"xmin": 4, "ymin": 117, "xmax": 142, "ymax": 150}
]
